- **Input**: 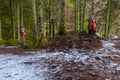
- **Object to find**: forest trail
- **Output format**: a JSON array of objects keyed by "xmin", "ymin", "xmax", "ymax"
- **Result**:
[
  {"xmin": 0, "ymin": 0, "xmax": 120, "ymax": 79},
  {"xmin": 0, "ymin": 46, "xmax": 29, "ymax": 55},
  {"xmin": 0, "ymin": 40, "xmax": 120, "ymax": 80}
]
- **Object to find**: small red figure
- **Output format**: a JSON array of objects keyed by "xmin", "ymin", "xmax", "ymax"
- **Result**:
[
  {"xmin": 20, "ymin": 31, "xmax": 26, "ymax": 36},
  {"xmin": 88, "ymin": 15, "xmax": 96, "ymax": 34},
  {"xmin": 20, "ymin": 26, "xmax": 26, "ymax": 36}
]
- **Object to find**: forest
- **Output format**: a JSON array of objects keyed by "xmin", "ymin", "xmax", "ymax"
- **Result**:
[
  {"xmin": 0, "ymin": 0, "xmax": 120, "ymax": 47},
  {"xmin": 0, "ymin": 0, "xmax": 120, "ymax": 80}
]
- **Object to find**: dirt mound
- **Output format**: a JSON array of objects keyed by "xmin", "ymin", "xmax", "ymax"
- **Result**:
[{"xmin": 45, "ymin": 31, "xmax": 102, "ymax": 52}]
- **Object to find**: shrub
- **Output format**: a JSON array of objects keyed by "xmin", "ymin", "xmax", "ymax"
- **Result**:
[{"xmin": 0, "ymin": 39, "xmax": 6, "ymax": 46}]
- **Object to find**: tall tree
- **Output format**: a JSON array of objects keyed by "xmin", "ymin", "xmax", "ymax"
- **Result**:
[
  {"xmin": 79, "ymin": 0, "xmax": 82, "ymax": 31},
  {"xmin": 49, "ymin": 0, "xmax": 52, "ymax": 38},
  {"xmin": 92, "ymin": 0, "xmax": 94, "ymax": 15},
  {"xmin": 20, "ymin": 0, "xmax": 24, "ymax": 27},
  {"xmin": 0, "ymin": 19, "xmax": 2, "ymax": 40},
  {"xmin": 82, "ymin": 0, "xmax": 87, "ymax": 30},
  {"xmin": 38, "ymin": 0, "xmax": 42, "ymax": 32},
  {"xmin": 9, "ymin": 0, "xmax": 16, "ymax": 39},
  {"xmin": 32, "ymin": 0, "xmax": 38, "ymax": 39},
  {"xmin": 59, "ymin": 0, "xmax": 66, "ymax": 35},
  {"xmin": 38, "ymin": 0, "xmax": 43, "ymax": 42},
  {"xmin": 104, "ymin": 0, "xmax": 110, "ymax": 39},
  {"xmin": 74, "ymin": 0, "xmax": 79, "ymax": 31},
  {"xmin": 17, "ymin": 4, "xmax": 20, "ymax": 40},
  {"xmin": 74, "ymin": 0, "xmax": 77, "ymax": 31},
  {"xmin": 107, "ymin": 0, "xmax": 112, "ymax": 38}
]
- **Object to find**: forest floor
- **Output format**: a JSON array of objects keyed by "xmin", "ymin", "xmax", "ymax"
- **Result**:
[{"xmin": 0, "ymin": 32, "xmax": 120, "ymax": 80}]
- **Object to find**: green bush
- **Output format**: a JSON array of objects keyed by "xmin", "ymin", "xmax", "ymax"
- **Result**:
[{"xmin": 0, "ymin": 39, "xmax": 6, "ymax": 46}]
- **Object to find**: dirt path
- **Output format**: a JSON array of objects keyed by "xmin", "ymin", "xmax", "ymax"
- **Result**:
[
  {"xmin": 0, "ymin": 40, "xmax": 120, "ymax": 80},
  {"xmin": 0, "ymin": 46, "xmax": 29, "ymax": 55}
]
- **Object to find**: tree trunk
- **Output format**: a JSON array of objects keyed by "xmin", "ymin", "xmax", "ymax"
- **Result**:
[
  {"xmin": 20, "ymin": 0, "xmax": 24, "ymax": 27},
  {"xmin": 17, "ymin": 4, "xmax": 20, "ymax": 40},
  {"xmin": 59, "ymin": 0, "xmax": 66, "ymax": 35},
  {"xmin": 92, "ymin": 0, "xmax": 94, "ymax": 15},
  {"xmin": 32, "ymin": 0, "xmax": 38, "ymax": 39},
  {"xmin": 107, "ymin": 0, "xmax": 112, "ymax": 39},
  {"xmin": 104, "ymin": 0, "xmax": 110, "ymax": 39},
  {"xmin": 49, "ymin": 0, "xmax": 52, "ymax": 38},
  {"xmin": 74, "ymin": 0, "xmax": 77, "ymax": 31},
  {"xmin": 79, "ymin": 0, "xmax": 82, "ymax": 31},
  {"xmin": 82, "ymin": 0, "xmax": 87, "ymax": 30},
  {"xmin": 38, "ymin": 0, "xmax": 43, "ymax": 37},
  {"xmin": 38, "ymin": 0, "xmax": 44, "ymax": 45},
  {"xmin": 0, "ymin": 19, "xmax": 2, "ymax": 40},
  {"xmin": 52, "ymin": 18, "xmax": 56, "ymax": 37},
  {"xmin": 9, "ymin": 0, "xmax": 15, "ymax": 39},
  {"xmin": 76, "ymin": 0, "xmax": 79, "ymax": 31}
]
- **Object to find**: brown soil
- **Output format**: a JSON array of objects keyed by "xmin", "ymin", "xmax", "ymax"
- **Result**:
[
  {"xmin": 0, "ymin": 46, "xmax": 29, "ymax": 55},
  {"xmin": 45, "ymin": 31, "xmax": 102, "ymax": 52},
  {"xmin": 51, "ymin": 60, "xmax": 120, "ymax": 80}
]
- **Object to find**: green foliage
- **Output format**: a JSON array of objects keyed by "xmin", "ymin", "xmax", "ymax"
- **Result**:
[
  {"xmin": 96, "ymin": 0, "xmax": 120, "ymax": 38},
  {"xmin": 0, "ymin": 39, "xmax": 21, "ymax": 46},
  {"xmin": 6, "ymin": 39, "xmax": 21, "ymax": 46},
  {"xmin": 0, "ymin": 39, "xmax": 6, "ymax": 46},
  {"xmin": 27, "ymin": 37, "xmax": 48, "ymax": 50}
]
